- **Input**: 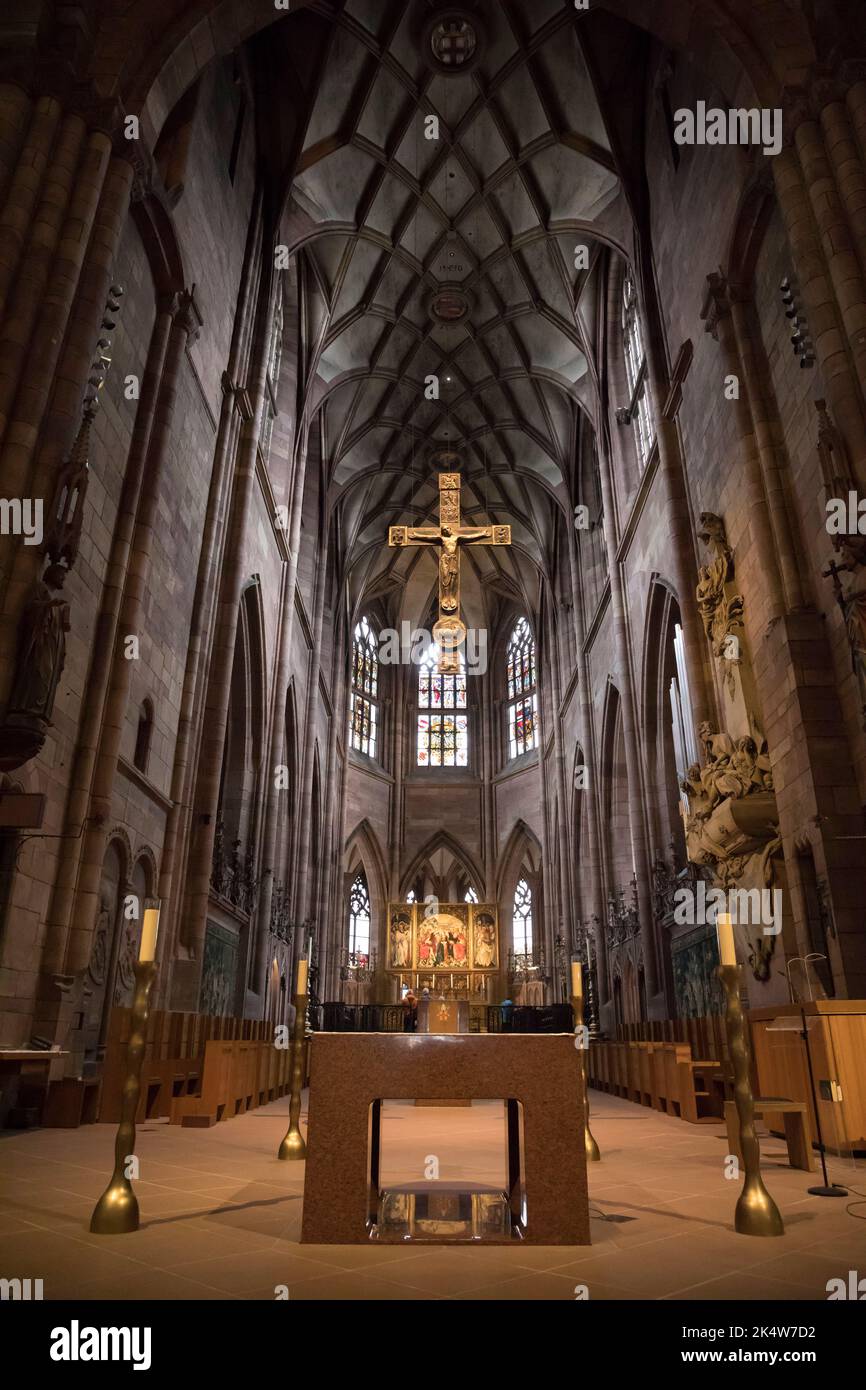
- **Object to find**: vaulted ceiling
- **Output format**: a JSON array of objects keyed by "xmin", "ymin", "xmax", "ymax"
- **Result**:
[{"xmin": 266, "ymin": 1, "xmax": 634, "ymax": 616}]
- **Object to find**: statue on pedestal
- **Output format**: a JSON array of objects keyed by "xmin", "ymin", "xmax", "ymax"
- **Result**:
[
  {"xmin": 7, "ymin": 563, "xmax": 71, "ymax": 722},
  {"xmin": 0, "ymin": 562, "xmax": 71, "ymax": 769}
]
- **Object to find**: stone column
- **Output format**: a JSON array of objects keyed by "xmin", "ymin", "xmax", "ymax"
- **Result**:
[
  {"xmin": 594, "ymin": 437, "xmax": 660, "ymax": 1006},
  {"xmin": 637, "ymin": 251, "xmax": 713, "ymax": 733},
  {"xmin": 702, "ymin": 273, "xmax": 786, "ymax": 629},
  {"xmin": 41, "ymin": 301, "xmax": 173, "ymax": 979},
  {"xmin": 64, "ymin": 292, "xmax": 200, "ymax": 978},
  {"xmin": 820, "ymin": 96, "xmax": 866, "ymax": 273},
  {"xmin": 0, "ymin": 82, "xmax": 32, "ymax": 205},
  {"xmin": 772, "ymin": 145, "xmax": 866, "ymax": 477},
  {"xmin": 252, "ymin": 562, "xmax": 291, "ymax": 1001},
  {"xmin": 546, "ymin": 593, "xmax": 575, "ymax": 1000},
  {"xmin": 387, "ymin": 648, "xmax": 405, "ymax": 898},
  {"xmin": 0, "ymin": 111, "xmax": 86, "ymax": 438},
  {"xmin": 315, "ymin": 615, "xmax": 348, "ymax": 999},
  {"xmin": 794, "ymin": 113, "xmax": 866, "ymax": 403},
  {"xmin": 292, "ymin": 523, "xmax": 330, "ymax": 929},
  {"xmin": 728, "ymin": 286, "xmax": 805, "ymax": 611},
  {"xmin": 0, "ymin": 123, "xmax": 110, "ymax": 505},
  {"xmin": 157, "ymin": 192, "xmax": 263, "ymax": 992},
  {"xmin": 566, "ymin": 522, "xmax": 608, "ymax": 1005},
  {"xmin": 0, "ymin": 94, "xmax": 61, "ymax": 319},
  {"xmin": 177, "ymin": 270, "xmax": 277, "ymax": 992},
  {"xmin": 0, "ymin": 124, "xmax": 112, "ymax": 681}
]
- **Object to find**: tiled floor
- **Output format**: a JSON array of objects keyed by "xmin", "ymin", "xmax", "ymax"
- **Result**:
[{"xmin": 1, "ymin": 1091, "xmax": 864, "ymax": 1300}]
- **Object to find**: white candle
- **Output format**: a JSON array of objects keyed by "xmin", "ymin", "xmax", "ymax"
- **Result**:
[
  {"xmin": 717, "ymin": 913, "xmax": 737, "ymax": 967},
  {"xmin": 571, "ymin": 960, "xmax": 583, "ymax": 999},
  {"xmin": 138, "ymin": 905, "xmax": 160, "ymax": 962}
]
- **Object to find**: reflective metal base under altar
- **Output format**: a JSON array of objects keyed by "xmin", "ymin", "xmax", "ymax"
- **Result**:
[{"xmin": 374, "ymin": 1183, "xmax": 513, "ymax": 1242}]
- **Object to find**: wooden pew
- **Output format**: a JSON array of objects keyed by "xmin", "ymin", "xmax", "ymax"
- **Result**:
[{"xmin": 589, "ymin": 1037, "xmax": 726, "ymax": 1124}]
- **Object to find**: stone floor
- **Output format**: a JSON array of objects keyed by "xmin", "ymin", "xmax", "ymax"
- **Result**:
[{"xmin": 1, "ymin": 1090, "xmax": 865, "ymax": 1300}]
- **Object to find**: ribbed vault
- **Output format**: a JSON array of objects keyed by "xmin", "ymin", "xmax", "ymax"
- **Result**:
[{"xmin": 273, "ymin": 0, "xmax": 624, "ymax": 614}]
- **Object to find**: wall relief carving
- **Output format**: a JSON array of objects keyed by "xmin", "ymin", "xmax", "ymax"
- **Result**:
[{"xmin": 681, "ymin": 512, "xmax": 784, "ymax": 984}]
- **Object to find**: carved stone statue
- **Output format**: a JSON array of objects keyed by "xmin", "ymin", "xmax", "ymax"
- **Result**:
[
  {"xmin": 695, "ymin": 513, "xmax": 744, "ymax": 692},
  {"xmin": 7, "ymin": 563, "xmax": 71, "ymax": 722},
  {"xmin": 682, "ymin": 720, "xmax": 782, "ymax": 982},
  {"xmin": 830, "ymin": 565, "xmax": 866, "ymax": 727}
]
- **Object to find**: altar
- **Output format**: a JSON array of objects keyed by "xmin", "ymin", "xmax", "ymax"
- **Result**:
[
  {"xmin": 300, "ymin": 1032, "xmax": 590, "ymax": 1245},
  {"xmin": 417, "ymin": 998, "xmax": 468, "ymax": 1033}
]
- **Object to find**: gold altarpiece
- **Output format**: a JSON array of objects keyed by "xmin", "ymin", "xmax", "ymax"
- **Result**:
[{"xmin": 386, "ymin": 901, "xmax": 499, "ymax": 997}]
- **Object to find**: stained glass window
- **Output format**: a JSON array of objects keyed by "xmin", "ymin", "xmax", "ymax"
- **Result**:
[
  {"xmin": 621, "ymin": 270, "xmax": 654, "ymax": 468},
  {"xmin": 464, "ymin": 886, "xmax": 478, "ymax": 904},
  {"xmin": 506, "ymin": 618, "xmax": 538, "ymax": 759},
  {"xmin": 348, "ymin": 872, "xmax": 371, "ymax": 960},
  {"xmin": 416, "ymin": 646, "xmax": 468, "ymax": 767},
  {"xmin": 350, "ymin": 616, "xmax": 378, "ymax": 757},
  {"xmin": 513, "ymin": 878, "xmax": 533, "ymax": 955}
]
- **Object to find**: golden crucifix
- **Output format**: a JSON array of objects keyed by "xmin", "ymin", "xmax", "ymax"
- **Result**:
[{"xmin": 389, "ymin": 473, "xmax": 511, "ymax": 672}]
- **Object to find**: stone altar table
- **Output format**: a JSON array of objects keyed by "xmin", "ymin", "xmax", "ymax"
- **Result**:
[{"xmin": 300, "ymin": 1032, "xmax": 590, "ymax": 1245}]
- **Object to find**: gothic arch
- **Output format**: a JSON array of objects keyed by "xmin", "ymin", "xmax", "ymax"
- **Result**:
[
  {"xmin": 343, "ymin": 818, "xmax": 388, "ymax": 960},
  {"xmin": 640, "ymin": 577, "xmax": 689, "ymax": 857},
  {"xmin": 600, "ymin": 681, "xmax": 631, "ymax": 894},
  {"xmin": 131, "ymin": 844, "xmax": 159, "ymax": 905},
  {"xmin": 400, "ymin": 831, "xmax": 484, "ymax": 906},
  {"xmin": 496, "ymin": 820, "xmax": 543, "ymax": 919},
  {"xmin": 219, "ymin": 579, "xmax": 268, "ymax": 849}
]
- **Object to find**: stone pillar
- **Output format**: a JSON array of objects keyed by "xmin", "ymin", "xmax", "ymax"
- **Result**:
[
  {"xmin": 595, "ymin": 439, "xmax": 660, "ymax": 1006},
  {"xmin": 728, "ymin": 287, "xmax": 805, "ymax": 611},
  {"xmin": 64, "ymin": 292, "xmax": 200, "ymax": 978},
  {"xmin": 157, "ymin": 192, "xmax": 263, "ymax": 995},
  {"xmin": 0, "ymin": 111, "xmax": 86, "ymax": 439},
  {"xmin": 566, "ymin": 523, "xmax": 608, "ymax": 1005},
  {"xmin": 0, "ymin": 94, "xmax": 61, "ymax": 319},
  {"xmin": 253, "ymin": 562, "xmax": 292, "ymax": 1001},
  {"xmin": 772, "ymin": 145, "xmax": 866, "ymax": 477},
  {"xmin": 0, "ymin": 124, "xmax": 110, "ymax": 505},
  {"xmin": 315, "ymin": 616, "xmax": 348, "ymax": 999},
  {"xmin": 546, "ymin": 592, "xmax": 575, "ymax": 1001},
  {"xmin": 387, "ymin": 651, "xmax": 405, "ymax": 898},
  {"xmin": 177, "ymin": 270, "xmax": 276, "ymax": 995},
  {"xmin": 0, "ymin": 124, "xmax": 112, "ymax": 686},
  {"xmin": 638, "ymin": 252, "xmax": 713, "ymax": 733},
  {"xmin": 292, "ymin": 524, "xmax": 330, "ymax": 929},
  {"xmin": 41, "ymin": 301, "xmax": 173, "ymax": 979},
  {"xmin": 820, "ymin": 97, "xmax": 866, "ymax": 273},
  {"xmin": 794, "ymin": 114, "xmax": 866, "ymax": 403},
  {"xmin": 702, "ymin": 272, "xmax": 786, "ymax": 630},
  {"xmin": 0, "ymin": 82, "xmax": 32, "ymax": 206}
]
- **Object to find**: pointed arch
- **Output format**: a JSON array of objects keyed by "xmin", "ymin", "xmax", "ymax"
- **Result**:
[
  {"xmin": 641, "ymin": 577, "xmax": 697, "ymax": 860},
  {"xmin": 496, "ymin": 818, "xmax": 543, "ymax": 910},
  {"xmin": 344, "ymin": 817, "xmax": 388, "ymax": 962},
  {"xmin": 399, "ymin": 830, "xmax": 484, "ymax": 906},
  {"xmin": 600, "ymin": 681, "xmax": 631, "ymax": 893}
]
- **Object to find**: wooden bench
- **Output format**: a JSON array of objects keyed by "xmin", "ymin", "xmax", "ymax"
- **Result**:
[
  {"xmin": 0, "ymin": 1049, "xmax": 68, "ymax": 1128},
  {"xmin": 170, "ymin": 1038, "xmax": 292, "ymax": 1127},
  {"xmin": 724, "ymin": 1097, "xmax": 816, "ymax": 1171},
  {"xmin": 588, "ymin": 1039, "xmax": 726, "ymax": 1124}
]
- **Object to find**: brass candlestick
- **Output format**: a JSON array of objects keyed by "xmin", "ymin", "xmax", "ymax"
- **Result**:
[
  {"xmin": 277, "ymin": 982, "xmax": 309, "ymax": 1161},
  {"xmin": 718, "ymin": 963, "xmax": 784, "ymax": 1237},
  {"xmin": 90, "ymin": 958, "xmax": 157, "ymax": 1234},
  {"xmin": 571, "ymin": 989, "xmax": 601, "ymax": 1163}
]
